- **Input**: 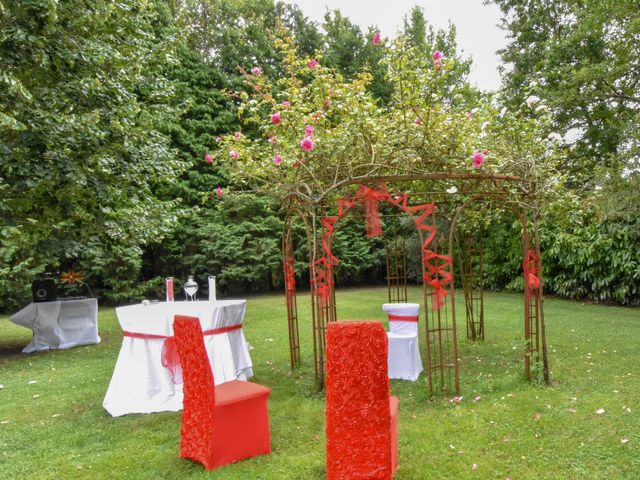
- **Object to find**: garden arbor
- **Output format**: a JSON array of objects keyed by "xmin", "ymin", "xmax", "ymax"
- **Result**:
[
  {"xmin": 215, "ymin": 33, "xmax": 558, "ymax": 396},
  {"xmin": 281, "ymin": 173, "xmax": 549, "ymax": 395}
]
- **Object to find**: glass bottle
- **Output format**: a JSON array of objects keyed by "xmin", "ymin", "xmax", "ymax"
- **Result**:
[{"xmin": 183, "ymin": 275, "xmax": 198, "ymax": 301}]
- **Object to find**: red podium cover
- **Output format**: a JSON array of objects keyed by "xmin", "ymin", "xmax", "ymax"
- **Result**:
[{"xmin": 326, "ymin": 321, "xmax": 399, "ymax": 479}]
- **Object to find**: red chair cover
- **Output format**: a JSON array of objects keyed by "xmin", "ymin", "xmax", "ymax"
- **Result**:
[
  {"xmin": 173, "ymin": 315, "xmax": 271, "ymax": 470},
  {"xmin": 326, "ymin": 321, "xmax": 399, "ymax": 479}
]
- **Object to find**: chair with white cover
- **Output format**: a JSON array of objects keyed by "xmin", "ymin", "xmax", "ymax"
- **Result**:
[{"xmin": 382, "ymin": 303, "xmax": 423, "ymax": 381}]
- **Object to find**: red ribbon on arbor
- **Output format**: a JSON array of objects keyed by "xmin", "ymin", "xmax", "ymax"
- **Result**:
[
  {"xmin": 522, "ymin": 249, "xmax": 540, "ymax": 291},
  {"xmin": 284, "ymin": 257, "xmax": 296, "ymax": 291},
  {"xmin": 311, "ymin": 184, "xmax": 453, "ymax": 310}
]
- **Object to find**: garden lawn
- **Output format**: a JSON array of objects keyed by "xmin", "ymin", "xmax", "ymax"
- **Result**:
[{"xmin": 0, "ymin": 287, "xmax": 638, "ymax": 479}]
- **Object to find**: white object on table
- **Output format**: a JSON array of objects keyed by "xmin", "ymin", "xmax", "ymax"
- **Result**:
[
  {"xmin": 383, "ymin": 303, "xmax": 423, "ymax": 381},
  {"xmin": 208, "ymin": 275, "xmax": 217, "ymax": 302},
  {"xmin": 9, "ymin": 298, "xmax": 100, "ymax": 353},
  {"xmin": 102, "ymin": 300, "xmax": 253, "ymax": 417}
]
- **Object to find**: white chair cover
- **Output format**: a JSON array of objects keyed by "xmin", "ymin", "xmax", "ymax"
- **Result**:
[
  {"xmin": 102, "ymin": 300, "xmax": 252, "ymax": 417},
  {"xmin": 9, "ymin": 299, "xmax": 100, "ymax": 353},
  {"xmin": 382, "ymin": 303, "xmax": 423, "ymax": 381}
]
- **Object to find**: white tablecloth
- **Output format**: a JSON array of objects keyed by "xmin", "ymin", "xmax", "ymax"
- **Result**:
[
  {"xmin": 9, "ymin": 299, "xmax": 100, "ymax": 353},
  {"xmin": 102, "ymin": 300, "xmax": 253, "ymax": 417}
]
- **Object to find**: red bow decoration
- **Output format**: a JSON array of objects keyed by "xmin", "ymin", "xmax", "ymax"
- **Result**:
[
  {"xmin": 522, "ymin": 249, "xmax": 540, "ymax": 290},
  {"xmin": 359, "ymin": 185, "xmax": 388, "ymax": 236},
  {"xmin": 336, "ymin": 185, "xmax": 390, "ymax": 237}
]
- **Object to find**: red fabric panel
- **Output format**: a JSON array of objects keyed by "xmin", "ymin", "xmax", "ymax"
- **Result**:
[
  {"xmin": 173, "ymin": 316, "xmax": 216, "ymax": 469},
  {"xmin": 326, "ymin": 321, "xmax": 395, "ymax": 480},
  {"xmin": 172, "ymin": 316, "xmax": 271, "ymax": 470}
]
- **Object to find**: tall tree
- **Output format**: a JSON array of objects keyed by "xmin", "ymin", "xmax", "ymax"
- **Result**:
[
  {"xmin": 401, "ymin": 6, "xmax": 475, "ymax": 102},
  {"xmin": 493, "ymin": 0, "xmax": 640, "ymax": 186},
  {"xmin": 147, "ymin": 0, "xmax": 325, "ymax": 292},
  {"xmin": 0, "ymin": 0, "xmax": 185, "ymax": 308}
]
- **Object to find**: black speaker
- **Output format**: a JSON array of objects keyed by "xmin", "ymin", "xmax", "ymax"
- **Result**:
[{"xmin": 32, "ymin": 279, "xmax": 57, "ymax": 303}]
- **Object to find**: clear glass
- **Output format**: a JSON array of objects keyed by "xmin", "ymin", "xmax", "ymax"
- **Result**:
[{"xmin": 183, "ymin": 275, "xmax": 198, "ymax": 301}]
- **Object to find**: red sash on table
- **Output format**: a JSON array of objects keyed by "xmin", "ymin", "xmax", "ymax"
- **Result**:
[{"xmin": 123, "ymin": 324, "xmax": 243, "ymax": 384}]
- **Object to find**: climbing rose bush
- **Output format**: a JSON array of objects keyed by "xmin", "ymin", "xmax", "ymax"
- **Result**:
[{"xmin": 213, "ymin": 31, "xmax": 563, "ymax": 204}]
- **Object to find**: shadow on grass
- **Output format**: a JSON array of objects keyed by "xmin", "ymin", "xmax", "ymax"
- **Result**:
[{"xmin": 0, "ymin": 341, "xmax": 29, "ymax": 358}]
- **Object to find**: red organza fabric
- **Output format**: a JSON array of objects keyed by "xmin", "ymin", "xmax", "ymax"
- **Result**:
[
  {"xmin": 522, "ymin": 249, "xmax": 540, "ymax": 290},
  {"xmin": 173, "ymin": 316, "xmax": 271, "ymax": 470},
  {"xmin": 312, "ymin": 184, "xmax": 453, "ymax": 311},
  {"xmin": 326, "ymin": 321, "xmax": 399, "ymax": 479},
  {"xmin": 284, "ymin": 256, "xmax": 296, "ymax": 291}
]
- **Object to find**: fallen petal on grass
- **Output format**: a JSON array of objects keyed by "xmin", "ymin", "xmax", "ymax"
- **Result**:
[
  {"xmin": 472, "ymin": 463, "xmax": 478, "ymax": 470},
  {"xmin": 596, "ymin": 408, "xmax": 605, "ymax": 415},
  {"xmin": 28, "ymin": 380, "xmax": 37, "ymax": 384},
  {"xmin": 621, "ymin": 438, "xmax": 629, "ymax": 444}
]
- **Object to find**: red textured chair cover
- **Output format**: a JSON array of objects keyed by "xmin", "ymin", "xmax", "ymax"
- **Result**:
[
  {"xmin": 326, "ymin": 321, "xmax": 399, "ymax": 479},
  {"xmin": 172, "ymin": 315, "xmax": 270, "ymax": 470}
]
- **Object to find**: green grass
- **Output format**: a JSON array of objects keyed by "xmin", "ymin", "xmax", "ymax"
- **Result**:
[{"xmin": 1, "ymin": 287, "xmax": 638, "ymax": 479}]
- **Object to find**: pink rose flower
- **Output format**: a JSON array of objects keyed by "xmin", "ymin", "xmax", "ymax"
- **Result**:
[
  {"xmin": 215, "ymin": 136, "xmax": 222, "ymax": 142},
  {"xmin": 465, "ymin": 111, "xmax": 473, "ymax": 120},
  {"xmin": 204, "ymin": 153, "xmax": 213, "ymax": 164},
  {"xmin": 251, "ymin": 66, "xmax": 262, "ymax": 76},
  {"xmin": 373, "ymin": 31, "xmax": 381, "ymax": 45},
  {"xmin": 307, "ymin": 59, "xmax": 318, "ymax": 69},
  {"xmin": 414, "ymin": 117, "xmax": 422, "ymax": 125},
  {"xmin": 434, "ymin": 58, "xmax": 443, "ymax": 70},
  {"xmin": 234, "ymin": 131, "xmax": 242, "ymax": 139},
  {"xmin": 472, "ymin": 151, "xmax": 485, "ymax": 169},
  {"xmin": 305, "ymin": 125, "xmax": 315, "ymax": 136},
  {"xmin": 229, "ymin": 150, "xmax": 239, "ymax": 159},
  {"xmin": 281, "ymin": 101, "xmax": 291, "ymax": 107},
  {"xmin": 272, "ymin": 154, "xmax": 282, "ymax": 165},
  {"xmin": 432, "ymin": 50, "xmax": 443, "ymax": 60},
  {"xmin": 271, "ymin": 112, "xmax": 281, "ymax": 125},
  {"xmin": 300, "ymin": 136, "xmax": 314, "ymax": 151},
  {"xmin": 268, "ymin": 136, "xmax": 277, "ymax": 145},
  {"xmin": 216, "ymin": 186, "xmax": 223, "ymax": 197}
]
